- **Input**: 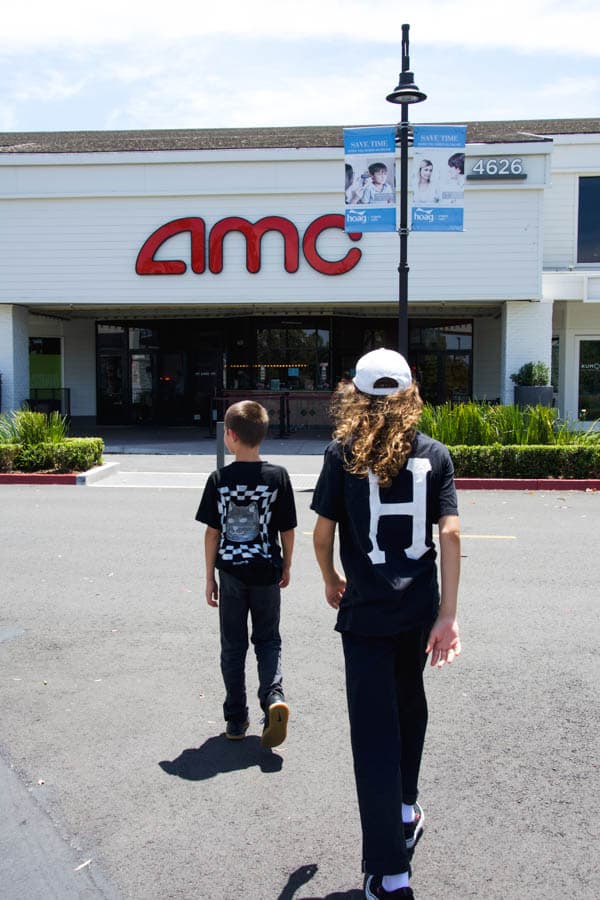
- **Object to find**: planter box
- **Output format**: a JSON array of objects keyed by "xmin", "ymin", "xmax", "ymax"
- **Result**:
[{"xmin": 514, "ymin": 385, "xmax": 554, "ymax": 408}]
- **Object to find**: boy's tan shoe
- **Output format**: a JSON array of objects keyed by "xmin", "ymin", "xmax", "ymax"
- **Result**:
[{"xmin": 260, "ymin": 699, "xmax": 289, "ymax": 748}]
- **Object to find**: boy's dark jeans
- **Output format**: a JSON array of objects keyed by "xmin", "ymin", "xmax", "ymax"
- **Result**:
[
  {"xmin": 218, "ymin": 570, "xmax": 283, "ymax": 724},
  {"xmin": 341, "ymin": 625, "xmax": 431, "ymax": 876}
]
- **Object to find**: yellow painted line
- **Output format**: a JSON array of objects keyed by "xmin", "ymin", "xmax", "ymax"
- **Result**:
[{"xmin": 303, "ymin": 531, "xmax": 516, "ymax": 540}]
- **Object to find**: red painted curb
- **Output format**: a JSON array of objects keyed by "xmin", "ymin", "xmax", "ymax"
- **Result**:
[
  {"xmin": 0, "ymin": 473, "xmax": 79, "ymax": 484},
  {"xmin": 455, "ymin": 478, "xmax": 600, "ymax": 491}
]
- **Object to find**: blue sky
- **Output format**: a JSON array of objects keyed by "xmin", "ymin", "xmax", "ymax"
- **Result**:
[{"xmin": 1, "ymin": 0, "xmax": 599, "ymax": 132}]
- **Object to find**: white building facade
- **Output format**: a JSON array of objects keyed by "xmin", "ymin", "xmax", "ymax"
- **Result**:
[{"xmin": 0, "ymin": 120, "xmax": 598, "ymax": 429}]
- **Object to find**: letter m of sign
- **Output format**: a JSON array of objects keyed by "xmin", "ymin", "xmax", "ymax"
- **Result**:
[{"xmin": 367, "ymin": 458, "xmax": 431, "ymax": 564}]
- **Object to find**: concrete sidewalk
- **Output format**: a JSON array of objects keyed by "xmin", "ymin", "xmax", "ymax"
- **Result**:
[
  {"xmin": 73, "ymin": 425, "xmax": 331, "ymax": 457},
  {"xmin": 91, "ymin": 427, "xmax": 328, "ymax": 490}
]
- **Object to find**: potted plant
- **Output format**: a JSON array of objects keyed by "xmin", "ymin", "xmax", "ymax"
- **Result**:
[{"xmin": 511, "ymin": 361, "xmax": 554, "ymax": 408}]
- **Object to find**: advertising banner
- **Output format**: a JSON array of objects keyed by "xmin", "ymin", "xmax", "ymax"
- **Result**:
[
  {"xmin": 411, "ymin": 125, "xmax": 467, "ymax": 232},
  {"xmin": 344, "ymin": 126, "xmax": 397, "ymax": 233}
]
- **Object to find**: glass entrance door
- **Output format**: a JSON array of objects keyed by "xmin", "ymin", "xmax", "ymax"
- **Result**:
[
  {"xmin": 157, "ymin": 351, "xmax": 187, "ymax": 423},
  {"xmin": 130, "ymin": 352, "xmax": 156, "ymax": 423},
  {"xmin": 98, "ymin": 354, "xmax": 127, "ymax": 424},
  {"xmin": 578, "ymin": 339, "xmax": 600, "ymax": 420},
  {"xmin": 409, "ymin": 321, "xmax": 472, "ymax": 404}
]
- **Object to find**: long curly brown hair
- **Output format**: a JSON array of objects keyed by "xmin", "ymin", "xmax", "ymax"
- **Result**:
[{"xmin": 331, "ymin": 382, "xmax": 423, "ymax": 487}]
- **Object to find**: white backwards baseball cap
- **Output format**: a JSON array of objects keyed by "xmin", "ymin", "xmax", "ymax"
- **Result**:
[{"xmin": 352, "ymin": 348, "xmax": 412, "ymax": 396}]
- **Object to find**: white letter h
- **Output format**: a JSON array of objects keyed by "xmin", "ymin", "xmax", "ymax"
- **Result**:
[{"xmin": 367, "ymin": 458, "xmax": 431, "ymax": 564}]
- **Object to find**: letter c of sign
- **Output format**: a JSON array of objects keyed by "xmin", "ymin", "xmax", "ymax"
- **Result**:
[{"xmin": 302, "ymin": 214, "xmax": 362, "ymax": 275}]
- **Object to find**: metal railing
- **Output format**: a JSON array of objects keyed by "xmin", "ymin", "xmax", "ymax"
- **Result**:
[{"xmin": 27, "ymin": 388, "xmax": 71, "ymax": 416}]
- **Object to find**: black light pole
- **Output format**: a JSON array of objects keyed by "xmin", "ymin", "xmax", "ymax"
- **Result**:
[{"xmin": 386, "ymin": 24, "xmax": 427, "ymax": 357}]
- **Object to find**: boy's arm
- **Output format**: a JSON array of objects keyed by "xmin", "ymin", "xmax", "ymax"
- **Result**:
[
  {"xmin": 426, "ymin": 514, "xmax": 461, "ymax": 668},
  {"xmin": 313, "ymin": 515, "xmax": 346, "ymax": 609},
  {"xmin": 279, "ymin": 528, "xmax": 294, "ymax": 588},
  {"xmin": 204, "ymin": 526, "xmax": 220, "ymax": 607}
]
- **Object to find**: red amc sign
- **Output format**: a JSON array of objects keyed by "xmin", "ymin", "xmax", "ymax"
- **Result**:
[{"xmin": 136, "ymin": 214, "xmax": 363, "ymax": 277}]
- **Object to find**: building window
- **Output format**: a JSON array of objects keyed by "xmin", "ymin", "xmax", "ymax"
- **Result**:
[
  {"xmin": 578, "ymin": 339, "xmax": 600, "ymax": 421},
  {"xmin": 551, "ymin": 336, "xmax": 559, "ymax": 391},
  {"xmin": 226, "ymin": 324, "xmax": 330, "ymax": 391},
  {"xmin": 29, "ymin": 337, "xmax": 62, "ymax": 389},
  {"xmin": 577, "ymin": 176, "xmax": 600, "ymax": 264},
  {"xmin": 409, "ymin": 320, "xmax": 473, "ymax": 405}
]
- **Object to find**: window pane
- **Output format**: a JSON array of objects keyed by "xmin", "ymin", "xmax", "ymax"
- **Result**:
[
  {"xmin": 29, "ymin": 338, "xmax": 61, "ymax": 388},
  {"xmin": 253, "ymin": 326, "xmax": 329, "ymax": 390},
  {"xmin": 578, "ymin": 340, "xmax": 600, "ymax": 420},
  {"xmin": 129, "ymin": 328, "xmax": 158, "ymax": 350},
  {"xmin": 578, "ymin": 177, "xmax": 600, "ymax": 264},
  {"xmin": 97, "ymin": 324, "xmax": 126, "ymax": 349}
]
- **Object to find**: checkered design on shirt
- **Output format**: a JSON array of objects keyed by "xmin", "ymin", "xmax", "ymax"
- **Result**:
[{"xmin": 217, "ymin": 484, "xmax": 278, "ymax": 562}]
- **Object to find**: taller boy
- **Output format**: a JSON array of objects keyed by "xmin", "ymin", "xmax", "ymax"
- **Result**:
[
  {"xmin": 196, "ymin": 401, "xmax": 297, "ymax": 748},
  {"xmin": 312, "ymin": 349, "xmax": 461, "ymax": 900}
]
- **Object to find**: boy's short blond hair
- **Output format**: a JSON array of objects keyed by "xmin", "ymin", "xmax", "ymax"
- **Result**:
[{"xmin": 224, "ymin": 401, "xmax": 269, "ymax": 448}]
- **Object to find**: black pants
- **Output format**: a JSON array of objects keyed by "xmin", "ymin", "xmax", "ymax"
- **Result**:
[
  {"xmin": 218, "ymin": 570, "xmax": 283, "ymax": 723},
  {"xmin": 341, "ymin": 625, "xmax": 430, "ymax": 876}
]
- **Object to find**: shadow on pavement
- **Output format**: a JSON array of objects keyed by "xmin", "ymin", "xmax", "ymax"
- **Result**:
[
  {"xmin": 276, "ymin": 864, "xmax": 363, "ymax": 900},
  {"xmin": 159, "ymin": 734, "xmax": 283, "ymax": 779}
]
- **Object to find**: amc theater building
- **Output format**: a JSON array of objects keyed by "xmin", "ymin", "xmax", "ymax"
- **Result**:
[{"xmin": 1, "ymin": 119, "xmax": 599, "ymax": 429}]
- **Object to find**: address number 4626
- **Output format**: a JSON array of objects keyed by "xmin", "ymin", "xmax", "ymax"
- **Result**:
[{"xmin": 471, "ymin": 157, "xmax": 524, "ymax": 176}]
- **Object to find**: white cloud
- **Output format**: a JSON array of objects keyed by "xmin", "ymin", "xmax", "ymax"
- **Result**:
[
  {"xmin": 3, "ymin": 0, "xmax": 600, "ymax": 56},
  {"xmin": 536, "ymin": 75, "xmax": 600, "ymax": 100},
  {"xmin": 13, "ymin": 71, "xmax": 88, "ymax": 103}
]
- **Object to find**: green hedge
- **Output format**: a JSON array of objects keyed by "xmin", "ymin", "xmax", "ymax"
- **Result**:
[
  {"xmin": 450, "ymin": 444, "xmax": 600, "ymax": 479},
  {"xmin": 0, "ymin": 438, "xmax": 103, "ymax": 473},
  {"xmin": 53, "ymin": 438, "xmax": 104, "ymax": 472}
]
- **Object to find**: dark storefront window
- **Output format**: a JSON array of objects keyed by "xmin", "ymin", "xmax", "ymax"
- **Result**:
[
  {"xmin": 409, "ymin": 320, "xmax": 472, "ymax": 404},
  {"xmin": 578, "ymin": 177, "xmax": 600, "ymax": 264},
  {"xmin": 96, "ymin": 316, "xmax": 475, "ymax": 426},
  {"xmin": 227, "ymin": 323, "xmax": 330, "ymax": 391},
  {"xmin": 97, "ymin": 321, "xmax": 222, "ymax": 426}
]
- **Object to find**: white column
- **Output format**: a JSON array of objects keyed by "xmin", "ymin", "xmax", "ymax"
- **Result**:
[
  {"xmin": 500, "ymin": 300, "xmax": 553, "ymax": 404},
  {"xmin": 0, "ymin": 304, "xmax": 29, "ymax": 413}
]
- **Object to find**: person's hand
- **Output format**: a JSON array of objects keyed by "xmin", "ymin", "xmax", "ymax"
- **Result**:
[
  {"xmin": 325, "ymin": 574, "xmax": 346, "ymax": 609},
  {"xmin": 426, "ymin": 615, "xmax": 461, "ymax": 668},
  {"xmin": 206, "ymin": 578, "xmax": 219, "ymax": 607},
  {"xmin": 279, "ymin": 567, "xmax": 291, "ymax": 588}
]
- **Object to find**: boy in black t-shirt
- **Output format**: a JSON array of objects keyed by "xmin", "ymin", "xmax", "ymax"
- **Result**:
[
  {"xmin": 196, "ymin": 401, "xmax": 297, "ymax": 747},
  {"xmin": 311, "ymin": 349, "xmax": 461, "ymax": 900}
]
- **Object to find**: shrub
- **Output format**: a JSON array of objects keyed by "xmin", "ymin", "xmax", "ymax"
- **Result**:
[
  {"xmin": 54, "ymin": 439, "xmax": 103, "ymax": 472},
  {"xmin": 0, "ymin": 409, "xmax": 68, "ymax": 445},
  {"xmin": 0, "ymin": 437, "xmax": 103, "ymax": 473},
  {"xmin": 450, "ymin": 445, "xmax": 600, "ymax": 479},
  {"xmin": 13, "ymin": 442, "xmax": 58, "ymax": 472},
  {"xmin": 419, "ymin": 402, "xmax": 599, "ymax": 447},
  {"xmin": 0, "ymin": 443, "xmax": 19, "ymax": 472},
  {"xmin": 510, "ymin": 361, "xmax": 550, "ymax": 386}
]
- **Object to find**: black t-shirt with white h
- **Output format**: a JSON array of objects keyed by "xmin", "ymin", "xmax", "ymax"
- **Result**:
[
  {"xmin": 311, "ymin": 433, "xmax": 458, "ymax": 636},
  {"xmin": 196, "ymin": 461, "xmax": 297, "ymax": 586}
]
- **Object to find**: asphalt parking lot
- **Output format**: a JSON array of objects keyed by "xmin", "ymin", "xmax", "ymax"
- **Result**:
[{"xmin": 1, "ymin": 476, "xmax": 599, "ymax": 899}]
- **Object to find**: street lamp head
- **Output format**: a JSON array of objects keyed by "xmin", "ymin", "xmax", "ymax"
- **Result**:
[{"xmin": 386, "ymin": 71, "xmax": 427, "ymax": 105}]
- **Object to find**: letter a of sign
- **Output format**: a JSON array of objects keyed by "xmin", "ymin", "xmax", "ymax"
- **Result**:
[
  {"xmin": 367, "ymin": 458, "xmax": 431, "ymax": 564},
  {"xmin": 135, "ymin": 218, "xmax": 206, "ymax": 274}
]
